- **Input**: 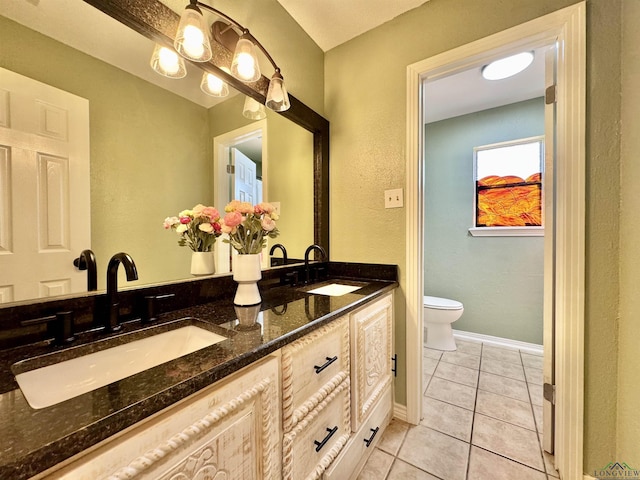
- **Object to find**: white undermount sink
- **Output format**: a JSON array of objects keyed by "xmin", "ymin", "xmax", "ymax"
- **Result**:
[
  {"xmin": 307, "ymin": 283, "xmax": 362, "ymax": 296},
  {"xmin": 14, "ymin": 326, "xmax": 226, "ymax": 410}
]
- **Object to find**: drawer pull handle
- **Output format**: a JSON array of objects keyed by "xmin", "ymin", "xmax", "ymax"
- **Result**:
[
  {"xmin": 314, "ymin": 356, "xmax": 338, "ymax": 374},
  {"xmin": 314, "ymin": 426, "xmax": 338, "ymax": 452},
  {"xmin": 363, "ymin": 427, "xmax": 380, "ymax": 447}
]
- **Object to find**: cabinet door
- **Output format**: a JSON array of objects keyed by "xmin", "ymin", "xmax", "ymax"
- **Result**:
[
  {"xmin": 46, "ymin": 355, "xmax": 281, "ymax": 480},
  {"xmin": 350, "ymin": 293, "xmax": 393, "ymax": 432}
]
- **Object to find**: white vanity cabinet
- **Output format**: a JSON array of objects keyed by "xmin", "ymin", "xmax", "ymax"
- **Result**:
[
  {"xmin": 324, "ymin": 292, "xmax": 394, "ymax": 480},
  {"xmin": 43, "ymin": 355, "xmax": 282, "ymax": 480},
  {"xmin": 281, "ymin": 316, "xmax": 351, "ymax": 480}
]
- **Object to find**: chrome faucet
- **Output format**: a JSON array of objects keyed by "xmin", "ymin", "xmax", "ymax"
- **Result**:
[
  {"xmin": 106, "ymin": 252, "xmax": 138, "ymax": 332},
  {"xmin": 269, "ymin": 243, "xmax": 288, "ymax": 265},
  {"xmin": 73, "ymin": 249, "xmax": 98, "ymax": 291},
  {"xmin": 304, "ymin": 244, "xmax": 327, "ymax": 284}
]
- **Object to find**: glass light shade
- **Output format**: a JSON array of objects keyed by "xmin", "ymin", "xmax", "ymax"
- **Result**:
[
  {"xmin": 482, "ymin": 52, "xmax": 534, "ymax": 80},
  {"xmin": 243, "ymin": 96, "xmax": 266, "ymax": 120},
  {"xmin": 150, "ymin": 44, "xmax": 187, "ymax": 79},
  {"xmin": 174, "ymin": 6, "xmax": 212, "ymax": 62},
  {"xmin": 231, "ymin": 37, "xmax": 261, "ymax": 82},
  {"xmin": 265, "ymin": 72, "xmax": 290, "ymax": 112},
  {"xmin": 201, "ymin": 71, "xmax": 229, "ymax": 97}
]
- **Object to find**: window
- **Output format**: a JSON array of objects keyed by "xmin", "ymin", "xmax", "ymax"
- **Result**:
[{"xmin": 470, "ymin": 136, "xmax": 544, "ymax": 237}]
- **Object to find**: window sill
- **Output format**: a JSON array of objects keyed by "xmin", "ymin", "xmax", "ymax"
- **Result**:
[{"xmin": 468, "ymin": 226, "xmax": 544, "ymax": 237}]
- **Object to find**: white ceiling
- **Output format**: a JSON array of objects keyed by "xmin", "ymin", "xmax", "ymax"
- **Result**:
[
  {"xmin": 2, "ymin": 0, "xmax": 545, "ymax": 124},
  {"xmin": 275, "ymin": 0, "xmax": 430, "ymax": 52}
]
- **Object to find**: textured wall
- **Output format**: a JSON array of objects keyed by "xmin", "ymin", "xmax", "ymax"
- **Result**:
[
  {"xmin": 424, "ymin": 99, "xmax": 545, "ymax": 345},
  {"xmin": 325, "ymin": 0, "xmax": 624, "ymax": 470},
  {"xmin": 617, "ymin": 0, "xmax": 640, "ymax": 465}
]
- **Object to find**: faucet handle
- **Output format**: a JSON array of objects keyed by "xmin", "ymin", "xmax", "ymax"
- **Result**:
[
  {"xmin": 142, "ymin": 294, "xmax": 176, "ymax": 324},
  {"xmin": 21, "ymin": 311, "xmax": 75, "ymax": 345}
]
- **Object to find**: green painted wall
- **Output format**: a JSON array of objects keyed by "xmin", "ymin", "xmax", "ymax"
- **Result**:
[
  {"xmin": 424, "ymin": 99, "xmax": 545, "ymax": 345},
  {"xmin": 617, "ymin": 0, "xmax": 640, "ymax": 466},
  {"xmin": 325, "ymin": 0, "xmax": 628, "ymax": 471}
]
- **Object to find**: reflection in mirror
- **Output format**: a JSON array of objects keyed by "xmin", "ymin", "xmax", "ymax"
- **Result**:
[{"xmin": 0, "ymin": 0, "xmax": 326, "ymax": 306}]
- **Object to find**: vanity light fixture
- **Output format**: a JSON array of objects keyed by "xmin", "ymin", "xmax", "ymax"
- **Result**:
[
  {"xmin": 481, "ymin": 51, "xmax": 534, "ymax": 81},
  {"xmin": 243, "ymin": 96, "xmax": 267, "ymax": 120},
  {"xmin": 200, "ymin": 69, "xmax": 230, "ymax": 97},
  {"xmin": 150, "ymin": 44, "xmax": 187, "ymax": 79},
  {"xmin": 170, "ymin": 0, "xmax": 290, "ymax": 112}
]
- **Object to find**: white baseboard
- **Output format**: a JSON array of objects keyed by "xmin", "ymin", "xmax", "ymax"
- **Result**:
[
  {"xmin": 393, "ymin": 402, "xmax": 409, "ymax": 423},
  {"xmin": 449, "ymin": 329, "xmax": 544, "ymax": 355}
]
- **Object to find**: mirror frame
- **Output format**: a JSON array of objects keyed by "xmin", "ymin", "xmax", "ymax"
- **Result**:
[{"xmin": 82, "ymin": 0, "xmax": 329, "ymax": 258}]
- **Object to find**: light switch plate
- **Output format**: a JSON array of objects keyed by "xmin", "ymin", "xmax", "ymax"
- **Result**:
[
  {"xmin": 384, "ymin": 189, "xmax": 403, "ymax": 208},
  {"xmin": 271, "ymin": 201, "xmax": 281, "ymax": 215}
]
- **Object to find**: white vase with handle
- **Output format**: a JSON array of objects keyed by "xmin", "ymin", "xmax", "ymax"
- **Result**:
[{"xmin": 233, "ymin": 254, "xmax": 262, "ymax": 305}]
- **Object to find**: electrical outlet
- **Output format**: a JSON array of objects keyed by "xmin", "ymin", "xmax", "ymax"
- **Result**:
[{"xmin": 384, "ymin": 188, "xmax": 403, "ymax": 208}]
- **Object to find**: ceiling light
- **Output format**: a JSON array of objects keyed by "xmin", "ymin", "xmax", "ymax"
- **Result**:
[{"xmin": 482, "ymin": 52, "xmax": 534, "ymax": 80}]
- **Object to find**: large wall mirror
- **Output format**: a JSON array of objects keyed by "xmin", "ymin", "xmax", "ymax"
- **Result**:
[{"xmin": 0, "ymin": 0, "xmax": 328, "ymax": 305}]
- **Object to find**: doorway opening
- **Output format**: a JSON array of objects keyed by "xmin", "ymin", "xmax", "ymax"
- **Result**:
[{"xmin": 404, "ymin": 4, "xmax": 585, "ymax": 479}]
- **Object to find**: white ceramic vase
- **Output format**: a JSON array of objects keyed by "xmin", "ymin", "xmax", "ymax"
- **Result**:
[
  {"xmin": 190, "ymin": 251, "xmax": 215, "ymax": 276},
  {"xmin": 233, "ymin": 254, "xmax": 262, "ymax": 305}
]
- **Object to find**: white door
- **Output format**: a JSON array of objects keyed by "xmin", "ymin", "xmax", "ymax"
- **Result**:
[
  {"xmin": 0, "ymin": 67, "xmax": 90, "ymax": 303},
  {"xmin": 542, "ymin": 45, "xmax": 558, "ymax": 454},
  {"xmin": 232, "ymin": 148, "xmax": 257, "ymax": 203}
]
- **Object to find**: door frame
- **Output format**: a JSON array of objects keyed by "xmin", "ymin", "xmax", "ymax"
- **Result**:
[{"xmin": 404, "ymin": 3, "xmax": 585, "ymax": 478}]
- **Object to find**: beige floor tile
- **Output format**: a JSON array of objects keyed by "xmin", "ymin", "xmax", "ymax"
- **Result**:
[
  {"xmin": 398, "ymin": 425, "xmax": 469, "ymax": 480},
  {"xmin": 453, "ymin": 338, "xmax": 483, "ymax": 356},
  {"xmin": 421, "ymin": 396, "xmax": 474, "ymax": 441},
  {"xmin": 522, "ymin": 353, "xmax": 544, "ymax": 369},
  {"xmin": 434, "ymin": 361, "xmax": 479, "ymax": 387},
  {"xmin": 475, "ymin": 390, "xmax": 536, "ymax": 430},
  {"xmin": 528, "ymin": 383, "xmax": 544, "ymax": 406},
  {"xmin": 482, "ymin": 345, "xmax": 522, "ymax": 365},
  {"xmin": 478, "ymin": 371, "xmax": 529, "ymax": 402},
  {"xmin": 472, "ymin": 413, "xmax": 545, "ymax": 471},
  {"xmin": 387, "ymin": 459, "xmax": 440, "ymax": 479},
  {"xmin": 533, "ymin": 404, "xmax": 543, "ymax": 433},
  {"xmin": 480, "ymin": 357, "xmax": 526, "ymax": 381},
  {"xmin": 357, "ymin": 448, "xmax": 394, "ymax": 480},
  {"xmin": 378, "ymin": 418, "xmax": 410, "ymax": 456},
  {"xmin": 543, "ymin": 451, "xmax": 559, "ymax": 477},
  {"xmin": 423, "ymin": 356, "xmax": 439, "ymax": 376},
  {"xmin": 468, "ymin": 446, "xmax": 547, "ymax": 480},
  {"xmin": 424, "ymin": 347, "xmax": 443, "ymax": 360},
  {"xmin": 525, "ymin": 365, "xmax": 544, "ymax": 385},
  {"xmin": 441, "ymin": 350, "xmax": 481, "ymax": 370},
  {"xmin": 425, "ymin": 376, "xmax": 477, "ymax": 410}
]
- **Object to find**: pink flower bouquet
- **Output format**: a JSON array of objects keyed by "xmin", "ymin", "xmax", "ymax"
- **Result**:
[
  {"xmin": 221, "ymin": 201, "xmax": 279, "ymax": 254},
  {"xmin": 163, "ymin": 204, "xmax": 222, "ymax": 252}
]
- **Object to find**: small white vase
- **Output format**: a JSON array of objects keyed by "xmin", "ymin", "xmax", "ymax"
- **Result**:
[
  {"xmin": 190, "ymin": 251, "xmax": 215, "ymax": 276},
  {"xmin": 233, "ymin": 254, "xmax": 262, "ymax": 305}
]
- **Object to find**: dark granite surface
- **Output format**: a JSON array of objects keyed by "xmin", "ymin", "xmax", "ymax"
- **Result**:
[{"xmin": 0, "ymin": 262, "xmax": 397, "ymax": 479}]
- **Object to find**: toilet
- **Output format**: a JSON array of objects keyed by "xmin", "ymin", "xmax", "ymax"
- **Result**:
[{"xmin": 424, "ymin": 295, "xmax": 464, "ymax": 351}]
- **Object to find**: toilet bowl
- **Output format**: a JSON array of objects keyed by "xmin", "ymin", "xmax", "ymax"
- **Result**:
[{"xmin": 424, "ymin": 295, "xmax": 464, "ymax": 351}]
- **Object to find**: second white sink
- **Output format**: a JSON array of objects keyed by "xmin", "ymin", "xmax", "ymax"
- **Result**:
[
  {"xmin": 307, "ymin": 283, "xmax": 362, "ymax": 296},
  {"xmin": 14, "ymin": 325, "xmax": 226, "ymax": 410}
]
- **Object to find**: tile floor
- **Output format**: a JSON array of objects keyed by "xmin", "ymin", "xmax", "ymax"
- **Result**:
[{"xmin": 358, "ymin": 339, "xmax": 559, "ymax": 480}]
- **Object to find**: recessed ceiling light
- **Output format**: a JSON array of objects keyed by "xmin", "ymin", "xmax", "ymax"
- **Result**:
[{"xmin": 482, "ymin": 52, "xmax": 535, "ymax": 80}]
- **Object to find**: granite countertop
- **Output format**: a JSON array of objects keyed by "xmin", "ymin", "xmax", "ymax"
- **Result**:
[{"xmin": 0, "ymin": 276, "xmax": 397, "ymax": 479}]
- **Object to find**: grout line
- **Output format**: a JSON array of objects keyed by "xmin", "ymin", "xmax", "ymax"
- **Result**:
[{"xmin": 464, "ymin": 341, "xmax": 484, "ymax": 479}]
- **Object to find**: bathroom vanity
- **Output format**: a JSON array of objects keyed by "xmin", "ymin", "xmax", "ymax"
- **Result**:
[{"xmin": 0, "ymin": 262, "xmax": 397, "ymax": 479}]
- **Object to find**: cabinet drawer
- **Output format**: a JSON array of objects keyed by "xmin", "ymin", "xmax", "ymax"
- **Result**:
[
  {"xmin": 323, "ymin": 384, "xmax": 392, "ymax": 480},
  {"xmin": 350, "ymin": 293, "xmax": 393, "ymax": 431},
  {"xmin": 282, "ymin": 378, "xmax": 351, "ymax": 480},
  {"xmin": 282, "ymin": 316, "xmax": 349, "ymax": 432}
]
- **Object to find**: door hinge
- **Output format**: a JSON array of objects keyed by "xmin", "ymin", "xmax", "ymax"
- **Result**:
[
  {"xmin": 391, "ymin": 354, "xmax": 397, "ymax": 377},
  {"xmin": 226, "ymin": 164, "xmax": 235, "ymax": 174},
  {"xmin": 545, "ymin": 85, "xmax": 557, "ymax": 104},
  {"xmin": 543, "ymin": 382, "xmax": 556, "ymax": 405}
]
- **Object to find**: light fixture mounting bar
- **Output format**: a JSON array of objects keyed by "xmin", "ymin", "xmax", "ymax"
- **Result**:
[{"xmin": 194, "ymin": 1, "xmax": 280, "ymax": 73}]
